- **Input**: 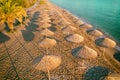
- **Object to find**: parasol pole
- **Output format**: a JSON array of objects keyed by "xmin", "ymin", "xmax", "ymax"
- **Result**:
[
  {"xmin": 46, "ymin": 47, "xmax": 48, "ymax": 54},
  {"xmin": 103, "ymin": 48, "xmax": 105, "ymax": 56},
  {"xmin": 47, "ymin": 70, "xmax": 51, "ymax": 80}
]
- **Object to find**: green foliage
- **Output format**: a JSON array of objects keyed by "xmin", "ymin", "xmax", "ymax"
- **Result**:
[
  {"xmin": 40, "ymin": 0, "xmax": 46, "ymax": 5},
  {"xmin": 13, "ymin": 0, "xmax": 37, "ymax": 8},
  {"xmin": 0, "ymin": 0, "xmax": 27, "ymax": 31}
]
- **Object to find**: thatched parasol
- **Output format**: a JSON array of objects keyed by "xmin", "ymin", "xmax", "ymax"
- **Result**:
[
  {"xmin": 75, "ymin": 20, "xmax": 84, "ymax": 26},
  {"xmin": 71, "ymin": 46, "xmax": 97, "ymax": 59},
  {"xmin": 105, "ymin": 73, "xmax": 120, "ymax": 80},
  {"xmin": 62, "ymin": 19, "xmax": 71, "ymax": 25},
  {"xmin": 86, "ymin": 28, "xmax": 103, "ymax": 37},
  {"xmin": 66, "ymin": 34, "xmax": 84, "ymax": 43},
  {"xmin": 41, "ymin": 29, "xmax": 54, "ymax": 36},
  {"xmin": 95, "ymin": 37, "xmax": 116, "ymax": 48},
  {"xmin": 33, "ymin": 55, "xmax": 61, "ymax": 80},
  {"xmin": 39, "ymin": 38, "xmax": 57, "ymax": 49},
  {"xmin": 42, "ymin": 14, "xmax": 49, "ymax": 17},
  {"xmin": 53, "ymin": 18, "xmax": 62, "ymax": 24},
  {"xmin": 42, "ymin": 16, "xmax": 51, "ymax": 20},
  {"xmin": 41, "ymin": 23, "xmax": 51, "ymax": 28},
  {"xmin": 80, "ymin": 23, "xmax": 93, "ymax": 29},
  {"xmin": 42, "ymin": 19, "xmax": 51, "ymax": 23},
  {"xmin": 62, "ymin": 25, "xmax": 76, "ymax": 34}
]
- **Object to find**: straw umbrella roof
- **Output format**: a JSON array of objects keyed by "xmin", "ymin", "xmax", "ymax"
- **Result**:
[
  {"xmin": 42, "ymin": 19, "xmax": 51, "ymax": 23},
  {"xmin": 42, "ymin": 15, "xmax": 50, "ymax": 19},
  {"xmin": 95, "ymin": 37, "xmax": 116, "ymax": 48},
  {"xmin": 41, "ymin": 29, "xmax": 54, "ymax": 36},
  {"xmin": 75, "ymin": 20, "xmax": 84, "ymax": 26},
  {"xmin": 39, "ymin": 38, "xmax": 57, "ymax": 49},
  {"xmin": 66, "ymin": 34, "xmax": 84, "ymax": 43},
  {"xmin": 41, "ymin": 23, "xmax": 51, "ymax": 28},
  {"xmin": 62, "ymin": 25, "xmax": 76, "ymax": 34},
  {"xmin": 86, "ymin": 28, "xmax": 103, "ymax": 37},
  {"xmin": 33, "ymin": 55, "xmax": 61, "ymax": 72},
  {"xmin": 80, "ymin": 23, "xmax": 93, "ymax": 29},
  {"xmin": 71, "ymin": 46, "xmax": 97, "ymax": 59},
  {"xmin": 105, "ymin": 73, "xmax": 120, "ymax": 80},
  {"xmin": 43, "ymin": 17, "xmax": 51, "ymax": 21},
  {"xmin": 42, "ymin": 14, "xmax": 49, "ymax": 17},
  {"xmin": 62, "ymin": 19, "xmax": 71, "ymax": 25},
  {"xmin": 53, "ymin": 18, "xmax": 62, "ymax": 23}
]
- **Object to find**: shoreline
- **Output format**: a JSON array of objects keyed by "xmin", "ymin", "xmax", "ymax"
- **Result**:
[
  {"xmin": 48, "ymin": 1, "xmax": 120, "ymax": 73},
  {"xmin": 49, "ymin": 1, "xmax": 120, "ymax": 49}
]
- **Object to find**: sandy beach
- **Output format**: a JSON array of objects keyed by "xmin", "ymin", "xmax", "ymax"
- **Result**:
[{"xmin": 0, "ymin": 0, "xmax": 120, "ymax": 79}]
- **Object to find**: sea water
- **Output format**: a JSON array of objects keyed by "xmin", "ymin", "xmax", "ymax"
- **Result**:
[{"xmin": 50, "ymin": 0, "xmax": 120, "ymax": 42}]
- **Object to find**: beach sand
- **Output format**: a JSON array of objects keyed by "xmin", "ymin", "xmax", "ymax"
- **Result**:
[{"xmin": 0, "ymin": 0, "xmax": 120, "ymax": 79}]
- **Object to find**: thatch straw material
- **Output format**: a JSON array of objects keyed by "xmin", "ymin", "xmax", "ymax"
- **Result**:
[
  {"xmin": 62, "ymin": 19, "xmax": 71, "ymax": 25},
  {"xmin": 41, "ymin": 29, "xmax": 54, "ymax": 36},
  {"xmin": 105, "ymin": 73, "xmax": 120, "ymax": 80},
  {"xmin": 86, "ymin": 29, "xmax": 103, "ymax": 37},
  {"xmin": 95, "ymin": 37, "xmax": 116, "ymax": 48},
  {"xmin": 42, "ymin": 19, "xmax": 51, "ymax": 23},
  {"xmin": 66, "ymin": 34, "xmax": 84, "ymax": 43},
  {"xmin": 39, "ymin": 38, "xmax": 57, "ymax": 49},
  {"xmin": 62, "ymin": 25, "xmax": 76, "ymax": 34},
  {"xmin": 75, "ymin": 20, "xmax": 84, "ymax": 26},
  {"xmin": 35, "ymin": 55, "xmax": 61, "ymax": 72},
  {"xmin": 72, "ymin": 46, "xmax": 97, "ymax": 59},
  {"xmin": 80, "ymin": 23, "xmax": 93, "ymax": 29},
  {"xmin": 41, "ymin": 23, "xmax": 51, "ymax": 28}
]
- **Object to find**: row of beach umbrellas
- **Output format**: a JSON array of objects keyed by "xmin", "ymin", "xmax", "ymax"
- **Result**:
[
  {"xmin": 31, "ymin": 7, "xmax": 119, "ymax": 80},
  {"xmin": 61, "ymin": 9, "xmax": 119, "ymax": 79},
  {"xmin": 32, "ymin": 10, "xmax": 60, "ymax": 80}
]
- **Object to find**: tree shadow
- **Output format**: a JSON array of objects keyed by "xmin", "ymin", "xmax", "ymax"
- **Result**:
[
  {"xmin": 21, "ymin": 30, "xmax": 35, "ymax": 42},
  {"xmin": 83, "ymin": 66, "xmax": 110, "ymax": 80},
  {"xmin": 21, "ymin": 11, "xmax": 40, "ymax": 42},
  {"xmin": 26, "ymin": 11, "xmax": 40, "ymax": 32},
  {"xmin": 4, "ymin": 22, "xmax": 11, "ymax": 32},
  {"xmin": 0, "ymin": 32, "xmax": 10, "ymax": 43}
]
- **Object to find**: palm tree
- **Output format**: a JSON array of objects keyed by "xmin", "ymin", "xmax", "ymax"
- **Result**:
[
  {"xmin": 13, "ymin": 0, "xmax": 37, "ymax": 8},
  {"xmin": 0, "ymin": 0, "xmax": 27, "ymax": 32}
]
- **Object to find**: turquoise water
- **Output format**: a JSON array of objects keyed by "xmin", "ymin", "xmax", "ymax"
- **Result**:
[{"xmin": 50, "ymin": 0, "xmax": 120, "ymax": 42}]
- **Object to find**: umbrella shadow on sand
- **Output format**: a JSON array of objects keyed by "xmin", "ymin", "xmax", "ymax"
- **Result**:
[
  {"xmin": 21, "ymin": 11, "xmax": 40, "ymax": 42},
  {"xmin": 114, "ymin": 51, "xmax": 120, "ymax": 62},
  {"xmin": 83, "ymin": 66, "xmax": 110, "ymax": 80},
  {"xmin": 0, "ymin": 32, "xmax": 10, "ymax": 43}
]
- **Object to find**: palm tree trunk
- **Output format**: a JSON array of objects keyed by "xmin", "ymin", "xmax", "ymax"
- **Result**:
[{"xmin": 8, "ymin": 21, "xmax": 14, "ymax": 31}]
